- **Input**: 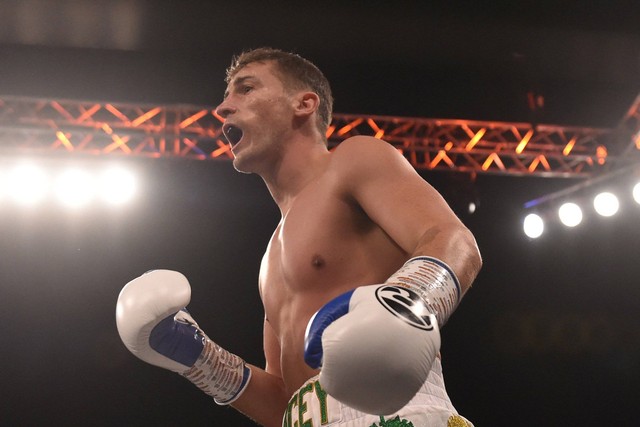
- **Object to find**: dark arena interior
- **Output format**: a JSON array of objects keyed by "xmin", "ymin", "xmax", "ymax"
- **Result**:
[{"xmin": 0, "ymin": 1, "xmax": 639, "ymax": 426}]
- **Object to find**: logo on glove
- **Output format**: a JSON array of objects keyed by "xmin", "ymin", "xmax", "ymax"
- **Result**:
[{"xmin": 375, "ymin": 285, "xmax": 435, "ymax": 331}]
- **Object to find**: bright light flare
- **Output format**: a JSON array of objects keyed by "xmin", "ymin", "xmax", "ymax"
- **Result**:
[
  {"xmin": 0, "ymin": 169, "xmax": 5, "ymax": 201},
  {"xmin": 593, "ymin": 192, "xmax": 619, "ymax": 217},
  {"xmin": 99, "ymin": 167, "xmax": 137, "ymax": 205},
  {"xmin": 523, "ymin": 213, "xmax": 544, "ymax": 238},
  {"xmin": 558, "ymin": 202, "xmax": 583, "ymax": 227},
  {"xmin": 1, "ymin": 161, "xmax": 138, "ymax": 209},
  {"xmin": 7, "ymin": 163, "xmax": 49, "ymax": 206},
  {"xmin": 633, "ymin": 182, "xmax": 640, "ymax": 205},
  {"xmin": 55, "ymin": 169, "xmax": 95, "ymax": 208}
]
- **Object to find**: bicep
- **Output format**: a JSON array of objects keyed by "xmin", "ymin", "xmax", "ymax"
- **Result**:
[
  {"xmin": 339, "ymin": 137, "xmax": 480, "ymax": 289},
  {"xmin": 344, "ymin": 138, "xmax": 463, "ymax": 253}
]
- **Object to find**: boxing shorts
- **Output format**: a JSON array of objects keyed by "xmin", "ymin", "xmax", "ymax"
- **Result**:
[{"xmin": 281, "ymin": 358, "xmax": 473, "ymax": 427}]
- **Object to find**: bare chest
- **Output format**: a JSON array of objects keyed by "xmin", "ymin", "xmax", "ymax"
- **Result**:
[
  {"xmin": 259, "ymin": 183, "xmax": 405, "ymax": 329},
  {"xmin": 261, "ymin": 189, "xmax": 361, "ymax": 301}
]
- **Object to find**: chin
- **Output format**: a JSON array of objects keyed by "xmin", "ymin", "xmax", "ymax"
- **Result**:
[
  {"xmin": 232, "ymin": 164, "xmax": 253, "ymax": 175},
  {"xmin": 232, "ymin": 153, "xmax": 257, "ymax": 174}
]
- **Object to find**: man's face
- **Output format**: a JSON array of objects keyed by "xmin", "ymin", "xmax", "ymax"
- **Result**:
[{"xmin": 216, "ymin": 61, "xmax": 295, "ymax": 174}]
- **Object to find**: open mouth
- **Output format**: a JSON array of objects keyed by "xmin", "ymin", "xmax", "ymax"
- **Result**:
[{"xmin": 223, "ymin": 124, "xmax": 244, "ymax": 148}]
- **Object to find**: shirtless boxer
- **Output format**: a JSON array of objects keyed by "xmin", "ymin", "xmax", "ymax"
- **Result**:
[{"xmin": 116, "ymin": 48, "xmax": 482, "ymax": 427}]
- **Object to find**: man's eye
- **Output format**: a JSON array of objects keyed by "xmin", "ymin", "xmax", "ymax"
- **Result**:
[{"xmin": 241, "ymin": 86, "xmax": 253, "ymax": 94}]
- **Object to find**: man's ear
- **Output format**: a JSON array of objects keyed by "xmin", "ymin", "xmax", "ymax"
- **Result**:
[{"xmin": 293, "ymin": 91, "xmax": 320, "ymax": 118}]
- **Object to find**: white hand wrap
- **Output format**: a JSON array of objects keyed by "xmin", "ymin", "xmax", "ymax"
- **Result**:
[
  {"xmin": 180, "ymin": 317, "xmax": 251, "ymax": 405},
  {"xmin": 384, "ymin": 256, "xmax": 461, "ymax": 327}
]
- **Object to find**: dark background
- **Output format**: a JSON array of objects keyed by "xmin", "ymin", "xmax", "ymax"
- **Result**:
[{"xmin": 1, "ymin": 1, "xmax": 639, "ymax": 426}]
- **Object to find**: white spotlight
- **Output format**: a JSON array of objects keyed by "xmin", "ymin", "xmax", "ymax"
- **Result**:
[
  {"xmin": 99, "ymin": 167, "xmax": 136, "ymax": 205},
  {"xmin": 55, "ymin": 169, "xmax": 95, "ymax": 208},
  {"xmin": 633, "ymin": 182, "xmax": 640, "ymax": 205},
  {"xmin": 523, "ymin": 213, "xmax": 544, "ymax": 238},
  {"xmin": 593, "ymin": 192, "xmax": 619, "ymax": 217},
  {"xmin": 7, "ymin": 163, "xmax": 48, "ymax": 206},
  {"xmin": 558, "ymin": 202, "xmax": 583, "ymax": 227}
]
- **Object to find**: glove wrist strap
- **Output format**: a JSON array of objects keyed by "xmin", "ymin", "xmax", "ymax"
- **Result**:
[
  {"xmin": 385, "ymin": 256, "xmax": 461, "ymax": 327},
  {"xmin": 182, "ymin": 337, "xmax": 251, "ymax": 405}
]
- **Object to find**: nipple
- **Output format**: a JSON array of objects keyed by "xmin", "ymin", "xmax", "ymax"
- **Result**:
[{"xmin": 311, "ymin": 254, "xmax": 325, "ymax": 269}]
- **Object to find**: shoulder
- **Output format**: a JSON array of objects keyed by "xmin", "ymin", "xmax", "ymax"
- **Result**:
[
  {"xmin": 331, "ymin": 136, "xmax": 398, "ymax": 160},
  {"xmin": 329, "ymin": 136, "xmax": 415, "ymax": 181}
]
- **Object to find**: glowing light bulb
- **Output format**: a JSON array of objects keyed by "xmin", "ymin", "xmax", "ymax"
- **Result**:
[
  {"xmin": 7, "ymin": 163, "xmax": 48, "ymax": 206},
  {"xmin": 633, "ymin": 182, "xmax": 640, "ymax": 205},
  {"xmin": 523, "ymin": 213, "xmax": 544, "ymax": 238},
  {"xmin": 593, "ymin": 192, "xmax": 619, "ymax": 217},
  {"xmin": 55, "ymin": 169, "xmax": 95, "ymax": 208},
  {"xmin": 558, "ymin": 202, "xmax": 583, "ymax": 227},
  {"xmin": 99, "ymin": 167, "xmax": 137, "ymax": 205}
]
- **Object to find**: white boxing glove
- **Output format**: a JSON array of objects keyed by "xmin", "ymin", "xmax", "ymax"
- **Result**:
[
  {"xmin": 304, "ymin": 256, "xmax": 461, "ymax": 415},
  {"xmin": 116, "ymin": 270, "xmax": 251, "ymax": 404}
]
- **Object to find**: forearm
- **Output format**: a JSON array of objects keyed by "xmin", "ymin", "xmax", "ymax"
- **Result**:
[
  {"xmin": 381, "ymin": 223, "xmax": 482, "ymax": 328},
  {"xmin": 411, "ymin": 223, "xmax": 482, "ymax": 296},
  {"xmin": 231, "ymin": 364, "xmax": 290, "ymax": 427}
]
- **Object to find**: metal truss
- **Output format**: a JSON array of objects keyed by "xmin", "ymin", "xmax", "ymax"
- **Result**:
[
  {"xmin": 326, "ymin": 115, "xmax": 611, "ymax": 177},
  {"xmin": 0, "ymin": 96, "xmax": 233, "ymax": 161},
  {"xmin": 608, "ymin": 94, "xmax": 640, "ymax": 170},
  {"xmin": 0, "ymin": 95, "xmax": 626, "ymax": 178},
  {"xmin": 522, "ymin": 94, "xmax": 640, "ymax": 208}
]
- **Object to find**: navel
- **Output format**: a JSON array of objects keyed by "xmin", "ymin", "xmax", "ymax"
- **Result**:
[{"xmin": 311, "ymin": 254, "xmax": 326, "ymax": 269}]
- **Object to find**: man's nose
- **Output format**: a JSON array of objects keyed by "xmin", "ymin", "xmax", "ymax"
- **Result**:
[{"xmin": 215, "ymin": 99, "xmax": 236, "ymax": 119}]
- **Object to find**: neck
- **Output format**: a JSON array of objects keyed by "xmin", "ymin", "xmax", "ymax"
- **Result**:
[{"xmin": 259, "ymin": 137, "xmax": 330, "ymax": 215}]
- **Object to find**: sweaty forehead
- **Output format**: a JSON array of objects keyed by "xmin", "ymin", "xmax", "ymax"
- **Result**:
[
  {"xmin": 227, "ymin": 61, "xmax": 291, "ymax": 92},
  {"xmin": 230, "ymin": 62, "xmax": 279, "ymax": 85}
]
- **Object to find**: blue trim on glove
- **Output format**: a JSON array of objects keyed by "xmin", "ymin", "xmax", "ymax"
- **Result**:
[
  {"xmin": 215, "ymin": 364, "xmax": 252, "ymax": 404},
  {"xmin": 304, "ymin": 289, "xmax": 355, "ymax": 369},
  {"xmin": 149, "ymin": 311, "xmax": 205, "ymax": 367}
]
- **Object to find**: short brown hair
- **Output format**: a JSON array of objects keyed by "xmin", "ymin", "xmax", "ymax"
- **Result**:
[{"xmin": 226, "ymin": 47, "xmax": 333, "ymax": 138}]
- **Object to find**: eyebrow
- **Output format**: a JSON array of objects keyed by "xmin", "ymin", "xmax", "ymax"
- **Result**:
[{"xmin": 223, "ymin": 75, "xmax": 257, "ymax": 99}]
